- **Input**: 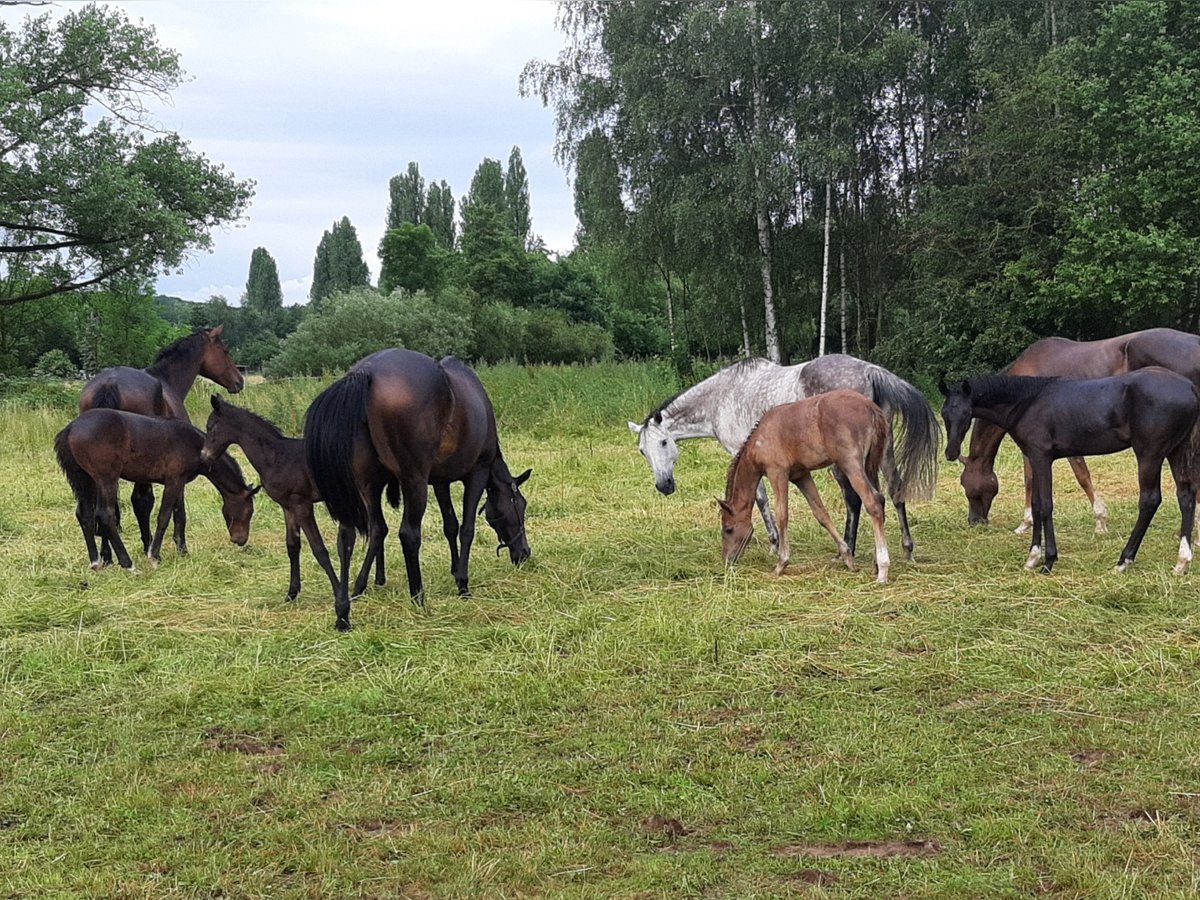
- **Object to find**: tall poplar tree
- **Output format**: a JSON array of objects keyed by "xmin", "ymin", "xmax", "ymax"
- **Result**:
[
  {"xmin": 386, "ymin": 162, "xmax": 426, "ymax": 230},
  {"xmin": 310, "ymin": 217, "xmax": 370, "ymax": 307},
  {"xmin": 422, "ymin": 180, "xmax": 457, "ymax": 250},
  {"xmin": 504, "ymin": 146, "xmax": 533, "ymax": 248},
  {"xmin": 244, "ymin": 247, "xmax": 283, "ymax": 313}
]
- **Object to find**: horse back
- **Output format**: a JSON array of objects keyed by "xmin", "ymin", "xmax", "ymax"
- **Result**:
[
  {"xmin": 66, "ymin": 408, "xmax": 203, "ymax": 484},
  {"xmin": 80, "ymin": 367, "xmax": 185, "ymax": 420},
  {"xmin": 359, "ymin": 349, "xmax": 455, "ymax": 478},
  {"xmin": 1009, "ymin": 335, "xmax": 1128, "ymax": 378},
  {"xmin": 1122, "ymin": 329, "xmax": 1200, "ymax": 385}
]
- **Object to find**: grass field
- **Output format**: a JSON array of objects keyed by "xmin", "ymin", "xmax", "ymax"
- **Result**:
[{"xmin": 3, "ymin": 362, "xmax": 1200, "ymax": 898}]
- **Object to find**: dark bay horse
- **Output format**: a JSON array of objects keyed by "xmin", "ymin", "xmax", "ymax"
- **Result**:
[
  {"xmin": 55, "ymin": 408, "xmax": 258, "ymax": 570},
  {"xmin": 78, "ymin": 326, "xmax": 245, "ymax": 558},
  {"xmin": 632, "ymin": 353, "xmax": 939, "ymax": 561},
  {"xmin": 201, "ymin": 395, "xmax": 340, "ymax": 603},
  {"xmin": 941, "ymin": 369, "xmax": 1200, "ymax": 574},
  {"xmin": 959, "ymin": 328, "xmax": 1200, "ymax": 531},
  {"xmin": 718, "ymin": 390, "xmax": 892, "ymax": 583},
  {"xmin": 303, "ymin": 349, "xmax": 532, "ymax": 631}
]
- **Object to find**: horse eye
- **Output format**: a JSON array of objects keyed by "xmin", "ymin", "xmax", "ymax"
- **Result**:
[
  {"xmin": 723, "ymin": 527, "xmax": 733, "ymax": 535},
  {"xmin": 660, "ymin": 439, "xmax": 667, "ymax": 447}
]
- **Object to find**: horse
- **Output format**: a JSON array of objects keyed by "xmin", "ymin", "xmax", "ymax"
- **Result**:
[
  {"xmin": 303, "ymin": 349, "xmax": 532, "ymax": 631},
  {"xmin": 200, "ymin": 395, "xmax": 341, "ymax": 603},
  {"xmin": 958, "ymin": 328, "xmax": 1200, "ymax": 532},
  {"xmin": 941, "ymin": 369, "xmax": 1200, "ymax": 575},
  {"xmin": 54, "ymin": 408, "xmax": 258, "ymax": 570},
  {"xmin": 718, "ymin": 390, "xmax": 892, "ymax": 583},
  {"xmin": 78, "ymin": 325, "xmax": 245, "ymax": 559},
  {"xmin": 630, "ymin": 353, "xmax": 939, "ymax": 560}
]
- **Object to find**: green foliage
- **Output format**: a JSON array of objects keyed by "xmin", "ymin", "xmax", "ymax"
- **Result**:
[
  {"xmin": 309, "ymin": 217, "xmax": 371, "ymax": 307},
  {"xmin": 504, "ymin": 146, "xmax": 532, "ymax": 248},
  {"xmin": 77, "ymin": 281, "xmax": 188, "ymax": 372},
  {"xmin": 265, "ymin": 287, "xmax": 473, "ymax": 376},
  {"xmin": 244, "ymin": 247, "xmax": 283, "ymax": 313},
  {"xmin": 386, "ymin": 162, "xmax": 426, "ymax": 230},
  {"xmin": 32, "ymin": 349, "xmax": 76, "ymax": 378},
  {"xmin": 378, "ymin": 223, "xmax": 450, "ymax": 295},
  {"xmin": 0, "ymin": 5, "xmax": 253, "ymax": 306},
  {"xmin": 523, "ymin": 308, "xmax": 614, "ymax": 364},
  {"xmin": 422, "ymin": 180, "xmax": 457, "ymax": 250}
]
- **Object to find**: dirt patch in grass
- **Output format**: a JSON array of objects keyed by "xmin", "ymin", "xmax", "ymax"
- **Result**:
[
  {"xmin": 772, "ymin": 839, "xmax": 941, "ymax": 859},
  {"xmin": 1070, "ymin": 748, "xmax": 1112, "ymax": 767},
  {"xmin": 642, "ymin": 814, "xmax": 690, "ymax": 838},
  {"xmin": 202, "ymin": 724, "xmax": 284, "ymax": 756},
  {"xmin": 785, "ymin": 868, "xmax": 841, "ymax": 887}
]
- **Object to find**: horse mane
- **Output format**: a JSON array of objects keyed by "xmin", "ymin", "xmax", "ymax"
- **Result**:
[
  {"xmin": 647, "ymin": 357, "xmax": 773, "ymax": 425},
  {"xmin": 724, "ymin": 415, "xmax": 766, "ymax": 498},
  {"xmin": 221, "ymin": 400, "xmax": 286, "ymax": 440},
  {"xmin": 150, "ymin": 330, "xmax": 205, "ymax": 367},
  {"xmin": 967, "ymin": 373, "xmax": 1060, "ymax": 404}
]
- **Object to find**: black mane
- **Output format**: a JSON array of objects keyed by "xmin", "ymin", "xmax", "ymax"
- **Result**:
[{"xmin": 151, "ymin": 330, "xmax": 205, "ymax": 366}]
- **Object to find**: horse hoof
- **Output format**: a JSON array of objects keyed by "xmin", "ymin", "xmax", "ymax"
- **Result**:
[
  {"xmin": 285, "ymin": 593, "xmax": 299, "ymax": 603},
  {"xmin": 1174, "ymin": 562, "xmax": 1189, "ymax": 575},
  {"xmin": 1014, "ymin": 523, "xmax": 1030, "ymax": 535},
  {"xmin": 335, "ymin": 618, "xmax": 352, "ymax": 633},
  {"xmin": 89, "ymin": 561, "xmax": 104, "ymax": 571},
  {"xmin": 1095, "ymin": 523, "xmax": 1109, "ymax": 535},
  {"xmin": 876, "ymin": 572, "xmax": 889, "ymax": 584}
]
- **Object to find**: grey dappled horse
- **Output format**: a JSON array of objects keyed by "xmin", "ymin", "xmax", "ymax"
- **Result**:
[{"xmin": 629, "ymin": 354, "xmax": 941, "ymax": 560}]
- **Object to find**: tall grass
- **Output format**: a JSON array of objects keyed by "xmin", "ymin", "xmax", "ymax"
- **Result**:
[{"xmin": 2, "ymin": 363, "xmax": 1200, "ymax": 897}]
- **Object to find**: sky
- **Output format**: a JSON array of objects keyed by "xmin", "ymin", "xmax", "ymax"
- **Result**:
[{"xmin": 6, "ymin": 1, "xmax": 578, "ymax": 306}]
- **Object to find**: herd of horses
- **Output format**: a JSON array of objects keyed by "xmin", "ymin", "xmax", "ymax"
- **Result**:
[{"xmin": 50, "ymin": 325, "xmax": 1200, "ymax": 630}]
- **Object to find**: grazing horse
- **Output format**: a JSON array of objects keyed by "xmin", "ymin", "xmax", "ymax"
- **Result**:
[
  {"xmin": 718, "ymin": 390, "xmax": 892, "ymax": 583},
  {"xmin": 959, "ymin": 328, "xmax": 1200, "ymax": 531},
  {"xmin": 303, "ymin": 349, "xmax": 532, "ymax": 631},
  {"xmin": 631, "ymin": 354, "xmax": 939, "ymax": 560},
  {"xmin": 55, "ymin": 408, "xmax": 258, "ymax": 570},
  {"xmin": 941, "ymin": 369, "xmax": 1200, "ymax": 574},
  {"xmin": 78, "ymin": 326, "xmax": 245, "ymax": 559},
  {"xmin": 201, "ymin": 395, "xmax": 341, "ymax": 603}
]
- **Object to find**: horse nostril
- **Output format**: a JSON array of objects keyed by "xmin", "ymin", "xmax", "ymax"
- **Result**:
[{"xmin": 659, "ymin": 480, "xmax": 676, "ymax": 496}]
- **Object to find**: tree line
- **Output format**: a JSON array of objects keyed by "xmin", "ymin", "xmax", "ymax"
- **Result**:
[{"xmin": 4, "ymin": 2, "xmax": 1199, "ymax": 385}]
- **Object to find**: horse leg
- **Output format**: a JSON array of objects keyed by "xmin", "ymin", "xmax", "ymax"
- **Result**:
[
  {"xmin": 96, "ymin": 481, "xmax": 133, "ymax": 570},
  {"xmin": 1168, "ymin": 457, "xmax": 1197, "ymax": 575},
  {"xmin": 131, "ymin": 483, "xmax": 155, "ymax": 554},
  {"xmin": 283, "ymin": 508, "xmax": 302, "ymax": 602},
  {"xmin": 1117, "ymin": 456, "xmax": 1164, "ymax": 573},
  {"xmin": 334, "ymin": 522, "xmax": 357, "ymax": 631},
  {"xmin": 792, "ymin": 472, "xmax": 854, "ymax": 572},
  {"xmin": 1016, "ymin": 455, "xmax": 1035, "ymax": 535},
  {"xmin": 1025, "ymin": 459, "xmax": 1053, "ymax": 572},
  {"xmin": 894, "ymin": 502, "xmax": 914, "ymax": 561},
  {"xmin": 171, "ymin": 488, "xmax": 188, "ymax": 555},
  {"xmin": 453, "ymin": 470, "xmax": 489, "ymax": 597},
  {"xmin": 351, "ymin": 484, "xmax": 387, "ymax": 598},
  {"xmin": 841, "ymin": 465, "xmax": 890, "ymax": 584},
  {"xmin": 433, "ymin": 483, "xmax": 462, "ymax": 589},
  {"xmin": 831, "ymin": 466, "xmax": 861, "ymax": 557},
  {"xmin": 296, "ymin": 503, "xmax": 340, "ymax": 600},
  {"xmin": 767, "ymin": 472, "xmax": 791, "ymax": 575},
  {"xmin": 75, "ymin": 487, "xmax": 102, "ymax": 570},
  {"xmin": 149, "ymin": 483, "xmax": 183, "ymax": 567},
  {"xmin": 755, "ymin": 478, "xmax": 781, "ymax": 554},
  {"xmin": 397, "ymin": 477, "xmax": 429, "ymax": 607},
  {"xmin": 1067, "ymin": 456, "xmax": 1108, "ymax": 534}
]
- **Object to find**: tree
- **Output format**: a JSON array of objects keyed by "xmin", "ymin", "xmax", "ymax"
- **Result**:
[
  {"xmin": 422, "ymin": 180, "xmax": 457, "ymax": 250},
  {"xmin": 378, "ymin": 223, "xmax": 449, "ymax": 295},
  {"xmin": 244, "ymin": 247, "xmax": 283, "ymax": 313},
  {"xmin": 0, "ymin": 5, "xmax": 254, "ymax": 307},
  {"xmin": 504, "ymin": 146, "xmax": 532, "ymax": 248},
  {"xmin": 386, "ymin": 162, "xmax": 426, "ymax": 230},
  {"xmin": 310, "ymin": 217, "xmax": 370, "ymax": 306}
]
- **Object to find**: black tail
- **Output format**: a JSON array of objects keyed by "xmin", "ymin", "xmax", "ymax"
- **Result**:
[
  {"xmin": 91, "ymin": 381, "xmax": 122, "ymax": 410},
  {"xmin": 866, "ymin": 366, "xmax": 941, "ymax": 504},
  {"xmin": 303, "ymin": 371, "xmax": 373, "ymax": 534},
  {"xmin": 54, "ymin": 424, "xmax": 95, "ymax": 508}
]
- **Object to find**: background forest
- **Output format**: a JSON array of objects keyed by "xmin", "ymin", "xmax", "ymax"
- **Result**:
[{"xmin": 3, "ymin": 0, "xmax": 1199, "ymax": 386}]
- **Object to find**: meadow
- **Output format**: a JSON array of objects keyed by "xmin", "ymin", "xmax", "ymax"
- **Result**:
[{"xmin": 3, "ymin": 362, "xmax": 1200, "ymax": 898}]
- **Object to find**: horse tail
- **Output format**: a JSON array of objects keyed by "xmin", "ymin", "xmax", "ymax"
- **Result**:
[
  {"xmin": 385, "ymin": 477, "xmax": 400, "ymax": 509},
  {"xmin": 304, "ymin": 371, "xmax": 372, "ymax": 534},
  {"xmin": 865, "ymin": 366, "xmax": 941, "ymax": 504},
  {"xmin": 866, "ymin": 404, "xmax": 890, "ymax": 494},
  {"xmin": 54, "ymin": 423, "xmax": 94, "ymax": 507},
  {"xmin": 90, "ymin": 380, "xmax": 122, "ymax": 410},
  {"xmin": 1176, "ymin": 398, "xmax": 1200, "ymax": 487}
]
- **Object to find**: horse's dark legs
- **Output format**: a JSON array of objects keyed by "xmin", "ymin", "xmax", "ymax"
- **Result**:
[
  {"xmin": 333, "ymin": 522, "xmax": 357, "ymax": 631},
  {"xmin": 1170, "ymin": 464, "xmax": 1197, "ymax": 575},
  {"xmin": 894, "ymin": 502, "xmax": 914, "ymax": 561},
  {"xmin": 754, "ymin": 479, "xmax": 780, "ymax": 552},
  {"xmin": 1117, "ymin": 456, "xmax": 1165, "ymax": 572},
  {"xmin": 148, "ymin": 483, "xmax": 184, "ymax": 565},
  {"xmin": 130, "ymin": 483, "xmax": 155, "ymax": 553},
  {"xmin": 171, "ymin": 489, "xmax": 188, "ymax": 555},
  {"xmin": 831, "ymin": 467, "xmax": 861, "ymax": 557},
  {"xmin": 1026, "ymin": 459, "xmax": 1056, "ymax": 573},
  {"xmin": 74, "ymin": 489, "xmax": 102, "ymax": 569},
  {"xmin": 878, "ymin": 442, "xmax": 914, "ymax": 558},
  {"xmin": 1018, "ymin": 456, "xmax": 1107, "ymax": 535},
  {"xmin": 351, "ymin": 483, "xmax": 388, "ymax": 598},
  {"xmin": 295, "ymin": 504, "xmax": 340, "ymax": 600},
  {"xmin": 433, "ymin": 483, "xmax": 462, "ymax": 589},
  {"xmin": 96, "ymin": 481, "xmax": 133, "ymax": 570},
  {"xmin": 283, "ymin": 508, "xmax": 303, "ymax": 602},
  {"xmin": 397, "ymin": 478, "xmax": 428, "ymax": 607},
  {"xmin": 447, "ymin": 471, "xmax": 488, "ymax": 596}
]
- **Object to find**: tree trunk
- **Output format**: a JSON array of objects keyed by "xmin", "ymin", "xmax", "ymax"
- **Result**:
[
  {"xmin": 840, "ymin": 234, "xmax": 848, "ymax": 355},
  {"xmin": 819, "ymin": 180, "xmax": 832, "ymax": 356},
  {"xmin": 740, "ymin": 293, "xmax": 752, "ymax": 358},
  {"xmin": 750, "ymin": 0, "xmax": 781, "ymax": 363}
]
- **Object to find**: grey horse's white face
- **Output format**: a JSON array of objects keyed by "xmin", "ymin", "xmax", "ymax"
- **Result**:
[{"xmin": 628, "ymin": 417, "xmax": 679, "ymax": 495}]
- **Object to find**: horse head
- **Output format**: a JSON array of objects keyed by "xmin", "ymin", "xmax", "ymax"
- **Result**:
[
  {"xmin": 716, "ymin": 497, "xmax": 753, "ymax": 565},
  {"xmin": 200, "ymin": 394, "xmax": 235, "ymax": 464},
  {"xmin": 484, "ymin": 462, "xmax": 531, "ymax": 565},
  {"xmin": 200, "ymin": 325, "xmax": 245, "ymax": 394},
  {"xmin": 628, "ymin": 413, "xmax": 679, "ymax": 495},
  {"xmin": 938, "ymin": 377, "xmax": 974, "ymax": 463}
]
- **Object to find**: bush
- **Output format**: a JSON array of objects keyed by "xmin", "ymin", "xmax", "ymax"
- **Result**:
[
  {"xmin": 524, "ymin": 310, "xmax": 614, "ymax": 364},
  {"xmin": 33, "ymin": 349, "xmax": 77, "ymax": 378}
]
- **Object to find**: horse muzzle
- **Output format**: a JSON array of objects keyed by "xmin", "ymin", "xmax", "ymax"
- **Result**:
[{"xmin": 656, "ymin": 477, "xmax": 676, "ymax": 496}]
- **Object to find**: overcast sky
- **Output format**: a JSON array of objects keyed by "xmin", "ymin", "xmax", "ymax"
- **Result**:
[{"xmin": 7, "ymin": 1, "xmax": 576, "ymax": 305}]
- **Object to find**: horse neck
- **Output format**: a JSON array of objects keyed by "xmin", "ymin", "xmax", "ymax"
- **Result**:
[
  {"xmin": 222, "ymin": 412, "xmax": 283, "ymax": 471},
  {"xmin": 724, "ymin": 447, "xmax": 761, "ymax": 517},
  {"xmin": 966, "ymin": 416, "xmax": 1007, "ymax": 463},
  {"xmin": 658, "ymin": 373, "xmax": 733, "ymax": 439},
  {"xmin": 205, "ymin": 453, "xmax": 248, "ymax": 497},
  {"xmin": 967, "ymin": 379, "xmax": 1047, "ymax": 430},
  {"xmin": 145, "ymin": 337, "xmax": 203, "ymax": 399}
]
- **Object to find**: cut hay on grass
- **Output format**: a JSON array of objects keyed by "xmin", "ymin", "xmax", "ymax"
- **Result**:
[{"xmin": 3, "ymin": 362, "xmax": 1200, "ymax": 897}]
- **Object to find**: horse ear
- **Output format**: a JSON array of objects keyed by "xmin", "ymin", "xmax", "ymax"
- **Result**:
[
  {"xmin": 208, "ymin": 324, "xmax": 224, "ymax": 339},
  {"xmin": 514, "ymin": 468, "xmax": 532, "ymax": 487},
  {"xmin": 715, "ymin": 498, "xmax": 734, "ymax": 515},
  {"xmin": 937, "ymin": 376, "xmax": 950, "ymax": 396},
  {"xmin": 627, "ymin": 420, "xmax": 643, "ymax": 435},
  {"xmin": 210, "ymin": 394, "xmax": 221, "ymax": 410},
  {"xmin": 249, "ymin": 484, "xmax": 263, "ymax": 496}
]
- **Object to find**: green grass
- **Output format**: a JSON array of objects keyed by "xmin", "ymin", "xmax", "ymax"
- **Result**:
[{"xmin": 3, "ymin": 362, "xmax": 1200, "ymax": 897}]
